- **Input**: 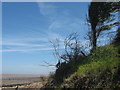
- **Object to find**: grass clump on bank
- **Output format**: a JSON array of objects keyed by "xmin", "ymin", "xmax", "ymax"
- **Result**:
[
  {"xmin": 61, "ymin": 45, "xmax": 120, "ymax": 88},
  {"xmin": 76, "ymin": 45, "xmax": 119, "ymax": 76}
]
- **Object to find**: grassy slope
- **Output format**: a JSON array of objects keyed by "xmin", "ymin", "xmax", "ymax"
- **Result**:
[{"xmin": 60, "ymin": 45, "xmax": 120, "ymax": 88}]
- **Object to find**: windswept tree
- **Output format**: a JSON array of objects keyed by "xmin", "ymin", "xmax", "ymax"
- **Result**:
[{"xmin": 87, "ymin": 2, "xmax": 120, "ymax": 50}]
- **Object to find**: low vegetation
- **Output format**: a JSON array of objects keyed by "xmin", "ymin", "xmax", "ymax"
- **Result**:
[
  {"xmin": 42, "ymin": 45, "xmax": 120, "ymax": 89},
  {"xmin": 61, "ymin": 45, "xmax": 120, "ymax": 88}
]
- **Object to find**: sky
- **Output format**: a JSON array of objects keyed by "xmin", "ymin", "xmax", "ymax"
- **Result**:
[{"xmin": 2, "ymin": 2, "xmax": 90, "ymax": 74}]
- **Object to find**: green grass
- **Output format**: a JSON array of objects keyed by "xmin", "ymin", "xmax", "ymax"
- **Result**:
[
  {"xmin": 61, "ymin": 45, "xmax": 120, "ymax": 88},
  {"xmin": 44, "ymin": 45, "xmax": 120, "ymax": 88},
  {"xmin": 75, "ymin": 45, "xmax": 120, "ymax": 76}
]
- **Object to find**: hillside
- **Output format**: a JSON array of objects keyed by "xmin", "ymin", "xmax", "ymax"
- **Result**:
[{"xmin": 43, "ymin": 45, "xmax": 120, "ymax": 89}]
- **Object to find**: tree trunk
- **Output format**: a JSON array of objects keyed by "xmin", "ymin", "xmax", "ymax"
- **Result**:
[{"xmin": 92, "ymin": 26, "xmax": 97, "ymax": 50}]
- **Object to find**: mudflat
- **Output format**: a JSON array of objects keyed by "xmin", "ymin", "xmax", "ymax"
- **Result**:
[{"xmin": 1, "ymin": 74, "xmax": 47, "ymax": 88}]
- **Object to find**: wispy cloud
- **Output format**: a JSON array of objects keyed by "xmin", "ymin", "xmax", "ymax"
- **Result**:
[
  {"xmin": 2, "ymin": 3, "xmax": 86, "ymax": 53},
  {"xmin": 48, "ymin": 21, "xmax": 61, "ymax": 30},
  {"xmin": 0, "ymin": 49, "xmax": 19, "ymax": 52},
  {"xmin": 48, "ymin": 17, "xmax": 85, "ymax": 33},
  {"xmin": 37, "ymin": 2, "xmax": 57, "ymax": 19},
  {"xmin": 1, "ymin": 47, "xmax": 54, "ymax": 53},
  {"xmin": 2, "ymin": 31, "xmax": 65, "ymax": 53},
  {"xmin": 2, "ymin": 42, "xmax": 45, "ymax": 47},
  {"xmin": 37, "ymin": 2, "xmax": 86, "ymax": 35}
]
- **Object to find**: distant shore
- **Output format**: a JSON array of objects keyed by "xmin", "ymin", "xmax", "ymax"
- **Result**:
[
  {"xmin": 2, "ymin": 81, "xmax": 44, "ymax": 89},
  {"xmin": 1, "ymin": 74, "xmax": 47, "ymax": 89}
]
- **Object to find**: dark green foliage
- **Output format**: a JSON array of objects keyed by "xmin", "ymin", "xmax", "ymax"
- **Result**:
[
  {"xmin": 54, "ymin": 55, "xmax": 85, "ymax": 85},
  {"xmin": 89, "ymin": 2, "xmax": 119, "ymax": 24},
  {"xmin": 114, "ymin": 27, "xmax": 120, "ymax": 46},
  {"xmin": 113, "ymin": 27, "xmax": 120, "ymax": 55},
  {"xmin": 88, "ymin": 2, "xmax": 120, "ymax": 50},
  {"xmin": 42, "ymin": 55, "xmax": 86, "ymax": 88}
]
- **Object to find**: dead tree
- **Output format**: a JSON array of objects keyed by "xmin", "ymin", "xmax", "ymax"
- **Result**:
[
  {"xmin": 51, "ymin": 33, "xmax": 87, "ymax": 68},
  {"xmin": 40, "ymin": 33, "xmax": 87, "ymax": 68}
]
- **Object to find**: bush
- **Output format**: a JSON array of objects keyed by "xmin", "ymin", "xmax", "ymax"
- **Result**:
[{"xmin": 53, "ymin": 55, "xmax": 86, "ymax": 85}]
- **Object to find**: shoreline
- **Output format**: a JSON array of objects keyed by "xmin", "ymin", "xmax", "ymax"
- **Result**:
[
  {"xmin": 2, "ymin": 81, "xmax": 44, "ymax": 89},
  {"xmin": 1, "ymin": 74, "xmax": 47, "ymax": 89}
]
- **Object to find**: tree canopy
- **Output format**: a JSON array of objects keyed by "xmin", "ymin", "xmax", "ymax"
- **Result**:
[{"xmin": 88, "ymin": 2, "xmax": 120, "ymax": 50}]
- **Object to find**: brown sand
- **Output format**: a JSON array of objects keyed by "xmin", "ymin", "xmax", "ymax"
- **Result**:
[{"xmin": 1, "ymin": 74, "xmax": 47, "ymax": 89}]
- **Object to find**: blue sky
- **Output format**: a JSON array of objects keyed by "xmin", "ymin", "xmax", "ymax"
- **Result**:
[{"xmin": 2, "ymin": 2, "xmax": 90, "ymax": 74}]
